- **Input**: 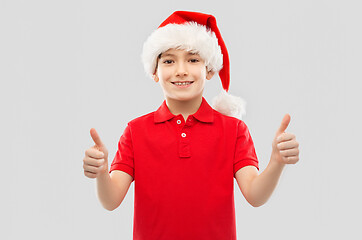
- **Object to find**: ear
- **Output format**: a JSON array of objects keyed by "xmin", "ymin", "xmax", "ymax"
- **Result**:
[
  {"xmin": 206, "ymin": 70, "xmax": 215, "ymax": 80},
  {"xmin": 152, "ymin": 69, "xmax": 159, "ymax": 83}
]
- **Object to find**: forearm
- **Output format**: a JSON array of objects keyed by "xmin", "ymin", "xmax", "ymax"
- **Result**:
[
  {"xmin": 248, "ymin": 154, "xmax": 285, "ymax": 207},
  {"xmin": 96, "ymin": 170, "xmax": 122, "ymax": 211},
  {"xmin": 244, "ymin": 114, "xmax": 299, "ymax": 207}
]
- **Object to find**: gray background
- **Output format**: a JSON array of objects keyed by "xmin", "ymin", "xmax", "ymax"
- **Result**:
[{"xmin": 1, "ymin": 0, "xmax": 361, "ymax": 239}]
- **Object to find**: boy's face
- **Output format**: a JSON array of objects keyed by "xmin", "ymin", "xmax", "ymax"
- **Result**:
[{"xmin": 153, "ymin": 48, "xmax": 214, "ymax": 102}]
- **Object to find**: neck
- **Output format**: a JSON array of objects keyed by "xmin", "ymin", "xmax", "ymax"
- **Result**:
[{"xmin": 165, "ymin": 96, "xmax": 203, "ymax": 121}]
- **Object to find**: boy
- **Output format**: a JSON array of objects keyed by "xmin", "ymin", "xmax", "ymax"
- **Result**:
[{"xmin": 83, "ymin": 11, "xmax": 299, "ymax": 240}]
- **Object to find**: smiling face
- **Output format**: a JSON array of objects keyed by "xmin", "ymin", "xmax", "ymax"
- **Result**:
[{"xmin": 153, "ymin": 48, "xmax": 215, "ymax": 103}]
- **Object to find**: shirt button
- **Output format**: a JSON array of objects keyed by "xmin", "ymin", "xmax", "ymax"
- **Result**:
[
  {"xmin": 181, "ymin": 133, "xmax": 186, "ymax": 138},
  {"xmin": 176, "ymin": 119, "xmax": 181, "ymax": 124}
]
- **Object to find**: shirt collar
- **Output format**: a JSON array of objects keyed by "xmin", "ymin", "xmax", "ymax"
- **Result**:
[{"xmin": 154, "ymin": 97, "xmax": 214, "ymax": 123}]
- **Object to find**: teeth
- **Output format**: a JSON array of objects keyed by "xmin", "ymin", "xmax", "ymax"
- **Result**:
[{"xmin": 174, "ymin": 82, "xmax": 192, "ymax": 86}]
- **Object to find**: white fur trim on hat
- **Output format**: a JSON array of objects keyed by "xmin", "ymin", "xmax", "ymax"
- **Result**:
[
  {"xmin": 212, "ymin": 90, "xmax": 247, "ymax": 120},
  {"xmin": 141, "ymin": 22, "xmax": 223, "ymax": 78}
]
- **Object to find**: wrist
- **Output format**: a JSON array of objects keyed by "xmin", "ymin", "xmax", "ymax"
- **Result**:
[
  {"xmin": 98, "ymin": 162, "xmax": 109, "ymax": 178},
  {"xmin": 270, "ymin": 151, "xmax": 286, "ymax": 168}
]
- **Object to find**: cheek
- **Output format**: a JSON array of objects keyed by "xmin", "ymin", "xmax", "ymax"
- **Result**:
[
  {"xmin": 190, "ymin": 66, "xmax": 206, "ymax": 77},
  {"xmin": 198, "ymin": 69, "xmax": 207, "ymax": 79},
  {"xmin": 158, "ymin": 68, "xmax": 173, "ymax": 80}
]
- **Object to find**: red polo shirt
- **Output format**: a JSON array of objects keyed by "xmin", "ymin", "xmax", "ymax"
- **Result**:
[{"xmin": 109, "ymin": 97, "xmax": 259, "ymax": 240}]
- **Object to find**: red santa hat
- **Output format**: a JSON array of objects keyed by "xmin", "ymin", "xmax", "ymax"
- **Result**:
[{"xmin": 141, "ymin": 11, "xmax": 246, "ymax": 119}]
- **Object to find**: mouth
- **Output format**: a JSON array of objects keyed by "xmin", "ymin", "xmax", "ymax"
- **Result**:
[{"xmin": 171, "ymin": 81, "xmax": 194, "ymax": 86}]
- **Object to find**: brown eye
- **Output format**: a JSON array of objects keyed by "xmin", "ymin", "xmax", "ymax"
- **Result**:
[
  {"xmin": 163, "ymin": 60, "xmax": 173, "ymax": 64},
  {"xmin": 190, "ymin": 59, "xmax": 199, "ymax": 63}
]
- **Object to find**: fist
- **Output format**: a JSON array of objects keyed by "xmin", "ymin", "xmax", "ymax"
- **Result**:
[
  {"xmin": 271, "ymin": 114, "xmax": 300, "ymax": 165},
  {"xmin": 83, "ymin": 128, "xmax": 109, "ymax": 178}
]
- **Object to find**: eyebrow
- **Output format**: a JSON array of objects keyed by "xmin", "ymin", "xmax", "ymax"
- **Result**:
[{"xmin": 160, "ymin": 52, "xmax": 198, "ymax": 58}]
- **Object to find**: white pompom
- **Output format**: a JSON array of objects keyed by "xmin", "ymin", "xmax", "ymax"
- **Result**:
[{"xmin": 212, "ymin": 90, "xmax": 247, "ymax": 119}]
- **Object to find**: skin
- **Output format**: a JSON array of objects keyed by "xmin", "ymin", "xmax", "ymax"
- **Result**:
[
  {"xmin": 153, "ymin": 48, "xmax": 215, "ymax": 121},
  {"xmin": 235, "ymin": 114, "xmax": 300, "ymax": 207},
  {"xmin": 83, "ymin": 48, "xmax": 300, "ymax": 210}
]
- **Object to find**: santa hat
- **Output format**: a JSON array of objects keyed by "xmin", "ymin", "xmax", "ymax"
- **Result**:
[{"xmin": 141, "ymin": 11, "xmax": 246, "ymax": 119}]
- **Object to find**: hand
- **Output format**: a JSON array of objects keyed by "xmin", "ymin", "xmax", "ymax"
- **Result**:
[
  {"xmin": 271, "ymin": 114, "xmax": 299, "ymax": 165},
  {"xmin": 83, "ymin": 128, "xmax": 109, "ymax": 178}
]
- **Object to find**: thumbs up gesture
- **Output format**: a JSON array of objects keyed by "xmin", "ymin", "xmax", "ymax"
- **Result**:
[
  {"xmin": 83, "ymin": 128, "xmax": 109, "ymax": 178},
  {"xmin": 271, "ymin": 114, "xmax": 299, "ymax": 165}
]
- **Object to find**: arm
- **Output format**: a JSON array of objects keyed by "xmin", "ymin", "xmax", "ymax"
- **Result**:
[
  {"xmin": 235, "ymin": 114, "xmax": 299, "ymax": 207},
  {"xmin": 84, "ymin": 128, "xmax": 134, "ymax": 211},
  {"xmin": 235, "ymin": 159, "xmax": 285, "ymax": 207},
  {"xmin": 96, "ymin": 170, "xmax": 133, "ymax": 211}
]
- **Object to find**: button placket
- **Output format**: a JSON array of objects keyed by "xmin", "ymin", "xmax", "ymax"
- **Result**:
[
  {"xmin": 179, "ymin": 124, "xmax": 191, "ymax": 158},
  {"xmin": 185, "ymin": 116, "xmax": 194, "ymax": 127}
]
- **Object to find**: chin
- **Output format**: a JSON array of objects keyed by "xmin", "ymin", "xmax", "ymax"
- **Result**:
[{"xmin": 169, "ymin": 93, "xmax": 202, "ymax": 102}]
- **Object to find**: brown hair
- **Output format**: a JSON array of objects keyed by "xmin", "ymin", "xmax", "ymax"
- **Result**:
[{"xmin": 153, "ymin": 53, "xmax": 162, "ymax": 74}]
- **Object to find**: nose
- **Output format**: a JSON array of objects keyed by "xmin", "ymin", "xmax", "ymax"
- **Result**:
[{"xmin": 175, "ymin": 62, "xmax": 188, "ymax": 77}]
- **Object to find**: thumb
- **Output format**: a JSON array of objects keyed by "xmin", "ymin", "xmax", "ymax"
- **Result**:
[
  {"xmin": 90, "ymin": 128, "xmax": 104, "ymax": 148},
  {"xmin": 276, "ymin": 114, "xmax": 291, "ymax": 136}
]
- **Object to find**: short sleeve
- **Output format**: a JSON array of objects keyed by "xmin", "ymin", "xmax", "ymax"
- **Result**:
[
  {"xmin": 109, "ymin": 123, "xmax": 135, "ymax": 181},
  {"xmin": 233, "ymin": 120, "xmax": 259, "ymax": 176}
]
